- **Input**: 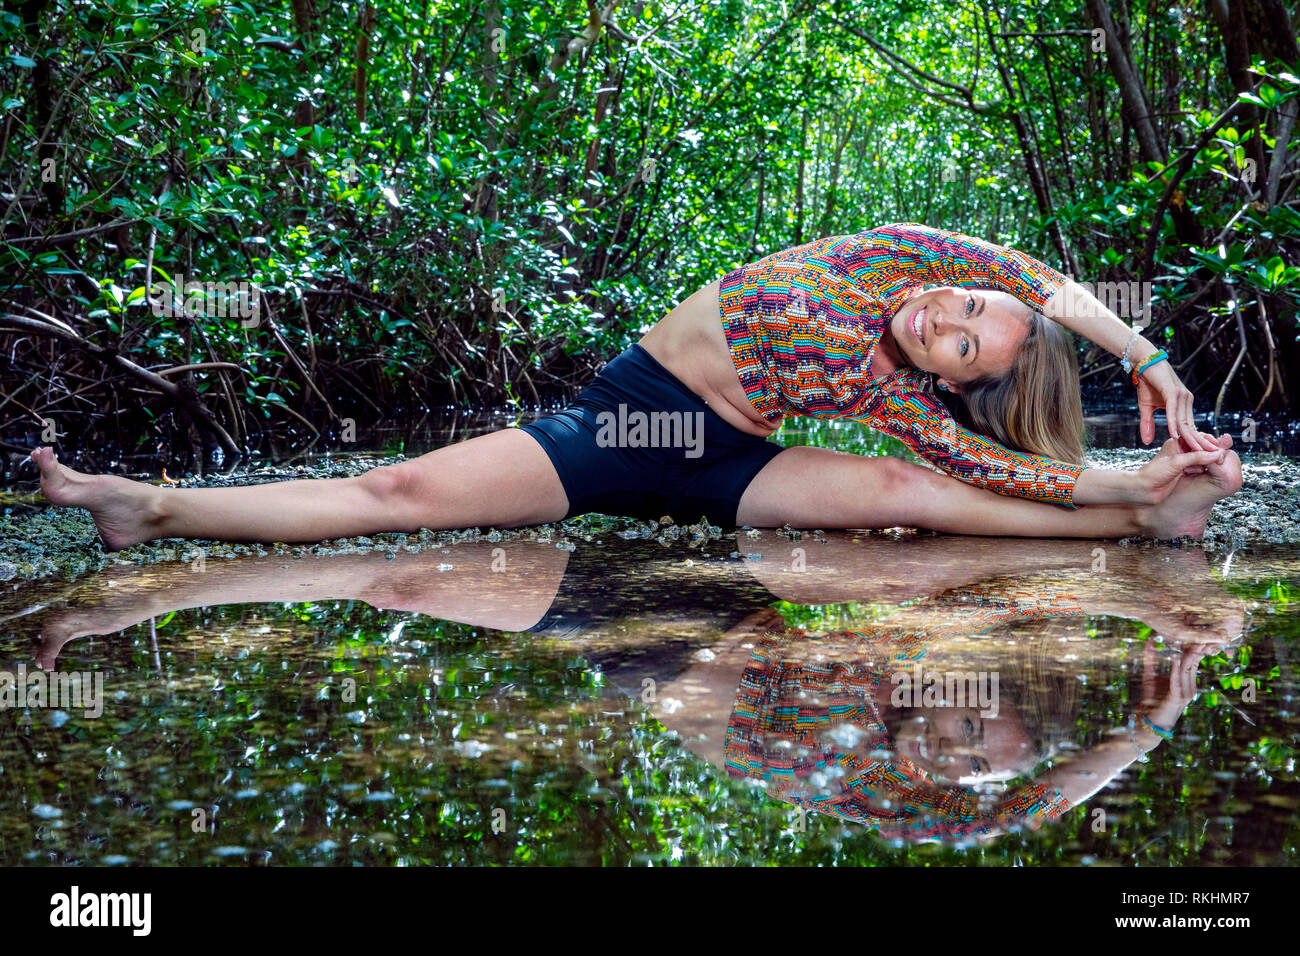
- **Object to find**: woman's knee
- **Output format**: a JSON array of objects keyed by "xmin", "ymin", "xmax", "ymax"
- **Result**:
[
  {"xmin": 357, "ymin": 459, "xmax": 424, "ymax": 506},
  {"xmin": 842, "ymin": 453, "xmax": 927, "ymax": 497}
]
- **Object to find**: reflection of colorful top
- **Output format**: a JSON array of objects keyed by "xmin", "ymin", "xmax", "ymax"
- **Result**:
[
  {"xmin": 718, "ymin": 222, "xmax": 1085, "ymax": 505},
  {"xmin": 724, "ymin": 583, "xmax": 1082, "ymax": 841}
]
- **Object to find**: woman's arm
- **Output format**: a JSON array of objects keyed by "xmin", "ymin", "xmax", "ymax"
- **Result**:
[
  {"xmin": 1038, "ymin": 642, "xmax": 1213, "ymax": 808},
  {"xmin": 861, "ymin": 221, "xmax": 1070, "ymax": 312},
  {"xmin": 1042, "ymin": 278, "xmax": 1152, "ymax": 359},
  {"xmin": 927, "ymin": 638, "xmax": 1218, "ymax": 837},
  {"xmin": 851, "ymin": 390, "xmax": 1083, "ymax": 505},
  {"xmin": 861, "ymin": 222, "xmax": 1217, "ymax": 452},
  {"xmin": 855, "ymin": 390, "xmax": 1225, "ymax": 507}
]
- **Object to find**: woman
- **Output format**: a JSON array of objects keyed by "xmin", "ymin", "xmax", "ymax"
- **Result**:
[{"xmin": 30, "ymin": 222, "xmax": 1240, "ymax": 546}]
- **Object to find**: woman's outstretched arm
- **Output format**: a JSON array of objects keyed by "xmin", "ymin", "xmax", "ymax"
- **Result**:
[
  {"xmin": 1035, "ymin": 642, "xmax": 1217, "ymax": 809},
  {"xmin": 1042, "ymin": 280, "xmax": 1216, "ymax": 450},
  {"xmin": 859, "ymin": 221, "xmax": 1214, "ymax": 452},
  {"xmin": 854, "ymin": 388, "xmax": 1231, "ymax": 507}
]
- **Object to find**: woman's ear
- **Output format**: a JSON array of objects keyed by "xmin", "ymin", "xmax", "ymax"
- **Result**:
[{"xmin": 937, "ymin": 377, "xmax": 962, "ymax": 394}]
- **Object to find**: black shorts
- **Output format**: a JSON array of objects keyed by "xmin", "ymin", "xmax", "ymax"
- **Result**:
[{"xmin": 518, "ymin": 344, "xmax": 785, "ymax": 526}]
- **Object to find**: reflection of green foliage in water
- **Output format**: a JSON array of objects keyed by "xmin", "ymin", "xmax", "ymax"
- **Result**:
[
  {"xmin": 773, "ymin": 417, "xmax": 910, "ymax": 460},
  {"xmin": 0, "ymin": 563, "xmax": 1298, "ymax": 866}
]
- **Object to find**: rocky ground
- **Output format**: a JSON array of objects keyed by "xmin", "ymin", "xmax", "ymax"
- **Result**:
[{"xmin": 0, "ymin": 448, "xmax": 1297, "ymax": 583}]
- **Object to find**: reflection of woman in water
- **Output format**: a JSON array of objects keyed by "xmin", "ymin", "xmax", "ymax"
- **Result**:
[
  {"xmin": 28, "ymin": 533, "xmax": 1240, "ymax": 845},
  {"xmin": 720, "ymin": 593, "xmax": 1149, "ymax": 842}
]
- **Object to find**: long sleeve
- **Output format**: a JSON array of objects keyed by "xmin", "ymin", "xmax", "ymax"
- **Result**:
[
  {"xmin": 848, "ymin": 221, "xmax": 1069, "ymax": 312},
  {"xmin": 846, "ymin": 386, "xmax": 1085, "ymax": 507}
]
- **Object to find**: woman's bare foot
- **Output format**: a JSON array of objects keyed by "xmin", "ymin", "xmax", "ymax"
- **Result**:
[
  {"xmin": 1138, "ymin": 448, "xmax": 1243, "ymax": 540},
  {"xmin": 29, "ymin": 446, "xmax": 163, "ymax": 550}
]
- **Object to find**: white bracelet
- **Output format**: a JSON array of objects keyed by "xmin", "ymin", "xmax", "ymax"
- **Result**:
[{"xmin": 1119, "ymin": 327, "xmax": 1142, "ymax": 373}]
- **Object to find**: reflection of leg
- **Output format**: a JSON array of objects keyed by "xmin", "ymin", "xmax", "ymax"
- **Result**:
[
  {"xmin": 32, "ymin": 428, "xmax": 568, "ymax": 547},
  {"xmin": 639, "ymin": 606, "xmax": 785, "ymax": 771},
  {"xmin": 738, "ymin": 446, "xmax": 1240, "ymax": 539},
  {"xmin": 35, "ymin": 542, "xmax": 570, "ymax": 670},
  {"xmin": 1074, "ymin": 547, "xmax": 1246, "ymax": 646},
  {"xmin": 742, "ymin": 535, "xmax": 1125, "ymax": 605}
]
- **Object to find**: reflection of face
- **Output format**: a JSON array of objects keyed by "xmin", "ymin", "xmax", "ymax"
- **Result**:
[
  {"xmin": 892, "ymin": 706, "xmax": 1035, "ymax": 785},
  {"xmin": 888, "ymin": 287, "xmax": 1029, "ymax": 387}
]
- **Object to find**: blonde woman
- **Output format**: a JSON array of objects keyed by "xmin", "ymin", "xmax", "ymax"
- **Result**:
[{"xmin": 31, "ymin": 222, "xmax": 1240, "ymax": 545}]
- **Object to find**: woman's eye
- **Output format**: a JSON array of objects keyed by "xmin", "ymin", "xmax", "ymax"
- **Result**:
[
  {"xmin": 965, "ymin": 295, "xmax": 975, "ymax": 315},
  {"xmin": 964, "ymin": 717, "xmax": 974, "ymax": 736},
  {"xmin": 960, "ymin": 338, "xmax": 969, "ymax": 358},
  {"xmin": 970, "ymin": 756, "xmax": 980, "ymax": 774}
]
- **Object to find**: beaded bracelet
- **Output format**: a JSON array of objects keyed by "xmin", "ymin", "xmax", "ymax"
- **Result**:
[
  {"xmin": 1131, "ymin": 350, "xmax": 1169, "ymax": 385},
  {"xmin": 1141, "ymin": 713, "xmax": 1174, "ymax": 739},
  {"xmin": 1119, "ymin": 327, "xmax": 1142, "ymax": 373}
]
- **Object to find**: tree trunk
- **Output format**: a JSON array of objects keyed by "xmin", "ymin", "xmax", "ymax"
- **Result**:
[
  {"xmin": 794, "ymin": 108, "xmax": 808, "ymax": 244},
  {"xmin": 1085, "ymin": 0, "xmax": 1166, "ymax": 165}
]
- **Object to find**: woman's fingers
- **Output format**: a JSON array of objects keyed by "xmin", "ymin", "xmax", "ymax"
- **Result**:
[
  {"xmin": 1168, "ymin": 653, "xmax": 1183, "ymax": 701},
  {"xmin": 1177, "ymin": 431, "xmax": 1226, "ymax": 472},
  {"xmin": 1168, "ymin": 449, "xmax": 1226, "ymax": 473},
  {"xmin": 1173, "ymin": 395, "xmax": 1202, "ymax": 449},
  {"xmin": 1138, "ymin": 392, "xmax": 1158, "ymax": 445},
  {"xmin": 1162, "ymin": 390, "xmax": 1214, "ymax": 451},
  {"xmin": 1182, "ymin": 648, "xmax": 1204, "ymax": 696}
]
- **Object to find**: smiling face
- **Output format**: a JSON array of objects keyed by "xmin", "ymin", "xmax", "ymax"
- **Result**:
[
  {"xmin": 888, "ymin": 287, "xmax": 1033, "ymax": 390},
  {"xmin": 891, "ymin": 705, "xmax": 1036, "ymax": 785}
]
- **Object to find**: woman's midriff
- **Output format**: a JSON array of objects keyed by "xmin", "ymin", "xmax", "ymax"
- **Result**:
[{"xmin": 636, "ymin": 277, "xmax": 780, "ymax": 438}]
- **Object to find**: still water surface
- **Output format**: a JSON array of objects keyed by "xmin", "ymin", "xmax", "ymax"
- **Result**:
[{"xmin": 1, "ymin": 527, "xmax": 1296, "ymax": 865}]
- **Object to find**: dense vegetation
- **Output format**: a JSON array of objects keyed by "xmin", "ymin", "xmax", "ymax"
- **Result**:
[{"xmin": 1, "ymin": 0, "xmax": 1297, "ymax": 465}]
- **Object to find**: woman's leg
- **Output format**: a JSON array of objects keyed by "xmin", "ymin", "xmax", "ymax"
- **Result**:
[
  {"xmin": 30, "ymin": 428, "xmax": 569, "ymax": 548},
  {"xmin": 736, "ymin": 446, "xmax": 1241, "ymax": 539}
]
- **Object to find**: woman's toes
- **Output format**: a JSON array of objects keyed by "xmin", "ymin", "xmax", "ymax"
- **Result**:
[{"xmin": 1208, "ymin": 450, "xmax": 1243, "ymax": 494}]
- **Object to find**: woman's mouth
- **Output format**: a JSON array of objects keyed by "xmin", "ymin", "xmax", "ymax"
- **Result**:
[{"xmin": 910, "ymin": 306, "xmax": 926, "ymax": 346}]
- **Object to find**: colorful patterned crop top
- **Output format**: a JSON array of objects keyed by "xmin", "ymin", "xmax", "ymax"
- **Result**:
[
  {"xmin": 718, "ymin": 222, "xmax": 1086, "ymax": 506},
  {"xmin": 724, "ymin": 581, "xmax": 1085, "ymax": 840}
]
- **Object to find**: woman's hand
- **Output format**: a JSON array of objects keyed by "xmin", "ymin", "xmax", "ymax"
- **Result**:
[
  {"xmin": 1135, "ymin": 358, "xmax": 1220, "ymax": 451},
  {"xmin": 1139, "ymin": 641, "xmax": 1218, "ymax": 740},
  {"xmin": 1130, "ymin": 436, "xmax": 1230, "ymax": 504}
]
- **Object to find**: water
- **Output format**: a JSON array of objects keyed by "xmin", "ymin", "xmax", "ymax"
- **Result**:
[{"xmin": 1, "ymin": 530, "xmax": 1297, "ymax": 865}]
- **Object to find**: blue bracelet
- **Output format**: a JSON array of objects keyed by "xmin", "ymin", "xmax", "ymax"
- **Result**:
[
  {"xmin": 1132, "ymin": 349, "xmax": 1169, "ymax": 384},
  {"xmin": 1142, "ymin": 713, "xmax": 1174, "ymax": 739}
]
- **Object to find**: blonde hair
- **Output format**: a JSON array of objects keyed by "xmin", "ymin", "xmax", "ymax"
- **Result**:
[{"xmin": 939, "ymin": 307, "xmax": 1086, "ymax": 465}]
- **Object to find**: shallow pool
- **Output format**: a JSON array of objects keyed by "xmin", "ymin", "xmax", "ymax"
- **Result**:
[{"xmin": 1, "ymin": 529, "xmax": 1296, "ymax": 865}]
